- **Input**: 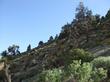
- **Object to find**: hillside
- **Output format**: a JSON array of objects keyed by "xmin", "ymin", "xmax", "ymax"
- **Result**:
[{"xmin": 0, "ymin": 2, "xmax": 110, "ymax": 82}]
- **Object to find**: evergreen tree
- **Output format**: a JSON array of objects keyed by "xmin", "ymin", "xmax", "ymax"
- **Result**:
[
  {"xmin": 38, "ymin": 41, "xmax": 44, "ymax": 46},
  {"xmin": 55, "ymin": 34, "xmax": 58, "ymax": 40},
  {"xmin": 105, "ymin": 9, "xmax": 110, "ymax": 20},
  {"xmin": 100, "ymin": 16, "xmax": 105, "ymax": 24},
  {"xmin": 27, "ymin": 44, "xmax": 31, "ymax": 52},
  {"xmin": 85, "ymin": 9, "xmax": 93, "ymax": 42},
  {"xmin": 59, "ymin": 23, "xmax": 71, "ymax": 40},
  {"xmin": 48, "ymin": 36, "xmax": 54, "ymax": 43},
  {"xmin": 1, "ymin": 50, "xmax": 7, "ymax": 57},
  {"xmin": 95, "ymin": 14, "xmax": 100, "ymax": 23},
  {"xmin": 8, "ymin": 45, "xmax": 20, "ymax": 55},
  {"xmin": 75, "ymin": 2, "xmax": 86, "ymax": 21},
  {"xmin": 75, "ymin": 2, "xmax": 93, "ymax": 42}
]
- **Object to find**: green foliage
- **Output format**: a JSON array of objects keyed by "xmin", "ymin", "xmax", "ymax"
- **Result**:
[
  {"xmin": 48, "ymin": 36, "xmax": 54, "ymax": 43},
  {"xmin": 57, "ymin": 48, "xmax": 94, "ymax": 67},
  {"xmin": 92, "ymin": 57, "xmax": 110, "ymax": 69},
  {"xmin": 38, "ymin": 68, "xmax": 63, "ymax": 82},
  {"xmin": 2, "ymin": 2, "xmax": 110, "ymax": 82},
  {"xmin": 59, "ymin": 23, "xmax": 71, "ymax": 40},
  {"xmin": 67, "ymin": 60, "xmax": 92, "ymax": 82},
  {"xmin": 105, "ymin": 9, "xmax": 110, "ymax": 20},
  {"xmin": 1, "ymin": 45, "xmax": 20, "ymax": 57},
  {"xmin": 8, "ymin": 45, "xmax": 20, "ymax": 55},
  {"xmin": 37, "ymin": 60, "xmax": 107, "ymax": 82},
  {"xmin": 90, "ymin": 68, "xmax": 107, "ymax": 82},
  {"xmin": 38, "ymin": 41, "xmax": 44, "ymax": 46},
  {"xmin": 65, "ymin": 60, "xmax": 107, "ymax": 82},
  {"xmin": 55, "ymin": 34, "xmax": 58, "ymax": 40},
  {"xmin": 70, "ymin": 48, "xmax": 94, "ymax": 62},
  {"xmin": 1, "ymin": 50, "xmax": 7, "ymax": 57},
  {"xmin": 27, "ymin": 44, "xmax": 31, "ymax": 52},
  {"xmin": 95, "ymin": 14, "xmax": 100, "ymax": 23},
  {"xmin": 75, "ymin": 2, "xmax": 87, "ymax": 21}
]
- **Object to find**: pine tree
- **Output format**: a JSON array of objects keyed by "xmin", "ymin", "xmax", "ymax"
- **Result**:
[
  {"xmin": 38, "ymin": 41, "xmax": 44, "ymax": 46},
  {"xmin": 1, "ymin": 50, "xmax": 7, "ymax": 57},
  {"xmin": 105, "ymin": 9, "xmax": 110, "ymax": 20},
  {"xmin": 8, "ymin": 45, "xmax": 20, "ymax": 55},
  {"xmin": 55, "ymin": 34, "xmax": 58, "ymax": 40},
  {"xmin": 75, "ymin": 2, "xmax": 93, "ymax": 42},
  {"xmin": 75, "ymin": 2, "xmax": 86, "ymax": 21},
  {"xmin": 48, "ymin": 36, "xmax": 54, "ymax": 43},
  {"xmin": 27, "ymin": 44, "xmax": 31, "ymax": 52}
]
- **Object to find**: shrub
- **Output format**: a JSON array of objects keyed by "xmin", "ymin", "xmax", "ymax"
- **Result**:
[
  {"xmin": 67, "ymin": 60, "xmax": 92, "ymax": 82},
  {"xmin": 90, "ymin": 68, "xmax": 107, "ymax": 82},
  {"xmin": 92, "ymin": 56, "xmax": 110, "ymax": 69},
  {"xmin": 37, "ymin": 60, "xmax": 107, "ymax": 82},
  {"xmin": 38, "ymin": 68, "xmax": 63, "ymax": 82},
  {"xmin": 64, "ymin": 60, "xmax": 107, "ymax": 82},
  {"xmin": 70, "ymin": 48, "xmax": 94, "ymax": 62},
  {"xmin": 58, "ymin": 48, "xmax": 94, "ymax": 66}
]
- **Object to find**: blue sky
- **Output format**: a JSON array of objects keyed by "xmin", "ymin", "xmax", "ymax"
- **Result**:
[{"xmin": 0, "ymin": 0, "xmax": 110, "ymax": 52}]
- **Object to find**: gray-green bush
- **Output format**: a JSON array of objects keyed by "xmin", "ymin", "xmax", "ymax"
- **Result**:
[
  {"xmin": 37, "ymin": 60, "xmax": 107, "ymax": 82},
  {"xmin": 92, "ymin": 56, "xmax": 110, "ymax": 69}
]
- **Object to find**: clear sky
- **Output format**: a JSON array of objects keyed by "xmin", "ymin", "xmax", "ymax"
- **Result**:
[{"xmin": 0, "ymin": 0, "xmax": 110, "ymax": 52}]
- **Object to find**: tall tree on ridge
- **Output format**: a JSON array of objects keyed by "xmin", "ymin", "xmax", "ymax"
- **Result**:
[
  {"xmin": 27, "ymin": 44, "xmax": 31, "ymax": 52},
  {"xmin": 75, "ymin": 2, "xmax": 93, "ymax": 42}
]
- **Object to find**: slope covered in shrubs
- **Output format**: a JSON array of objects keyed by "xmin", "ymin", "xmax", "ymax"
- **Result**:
[
  {"xmin": 0, "ymin": 1, "xmax": 110, "ymax": 82},
  {"xmin": 27, "ymin": 60, "xmax": 107, "ymax": 82}
]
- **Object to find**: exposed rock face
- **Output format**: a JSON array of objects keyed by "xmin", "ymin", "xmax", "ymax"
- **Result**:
[
  {"xmin": 0, "ymin": 62, "xmax": 11, "ymax": 82},
  {"xmin": 88, "ymin": 45, "xmax": 110, "ymax": 56}
]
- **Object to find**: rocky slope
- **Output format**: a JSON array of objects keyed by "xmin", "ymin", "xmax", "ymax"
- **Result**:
[
  {"xmin": 0, "ymin": 2, "xmax": 110, "ymax": 82},
  {"xmin": 8, "ymin": 19, "xmax": 110, "ymax": 82}
]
